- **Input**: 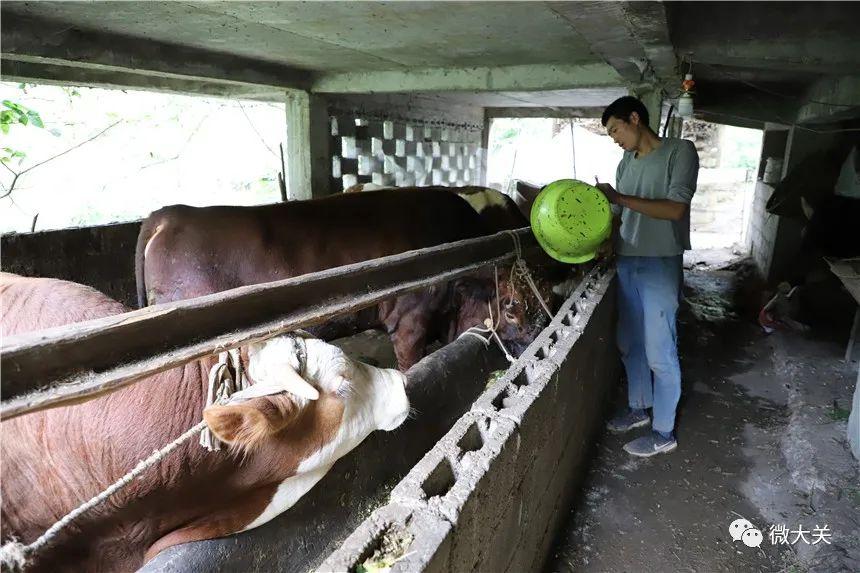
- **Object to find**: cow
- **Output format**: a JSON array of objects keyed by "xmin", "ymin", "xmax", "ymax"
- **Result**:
[
  {"xmin": 510, "ymin": 179, "xmax": 545, "ymax": 221},
  {"xmin": 0, "ymin": 273, "xmax": 410, "ymax": 573},
  {"xmin": 136, "ymin": 189, "xmax": 554, "ymax": 370},
  {"xmin": 343, "ymin": 183, "xmax": 528, "ymax": 232}
]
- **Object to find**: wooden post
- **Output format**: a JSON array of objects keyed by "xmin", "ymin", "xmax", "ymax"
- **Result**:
[{"xmin": 1, "ymin": 229, "xmax": 541, "ymax": 420}]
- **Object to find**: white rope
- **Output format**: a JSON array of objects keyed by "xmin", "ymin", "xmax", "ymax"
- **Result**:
[
  {"xmin": 200, "ymin": 349, "xmax": 248, "ymax": 451},
  {"xmin": 458, "ymin": 266, "xmax": 517, "ymax": 363},
  {"xmin": 0, "ymin": 420, "xmax": 208, "ymax": 571},
  {"xmin": 504, "ymin": 230, "xmax": 553, "ymax": 319}
]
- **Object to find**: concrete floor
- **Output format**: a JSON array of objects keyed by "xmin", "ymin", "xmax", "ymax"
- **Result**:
[{"xmin": 545, "ymin": 256, "xmax": 860, "ymax": 573}]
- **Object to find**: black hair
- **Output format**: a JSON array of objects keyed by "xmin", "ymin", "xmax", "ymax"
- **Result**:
[{"xmin": 601, "ymin": 96, "xmax": 650, "ymax": 128}]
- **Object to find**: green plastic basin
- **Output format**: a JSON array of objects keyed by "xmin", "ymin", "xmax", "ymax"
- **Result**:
[{"xmin": 530, "ymin": 179, "xmax": 612, "ymax": 264}]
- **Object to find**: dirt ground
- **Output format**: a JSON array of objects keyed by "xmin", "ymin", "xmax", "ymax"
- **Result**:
[{"xmin": 545, "ymin": 251, "xmax": 860, "ymax": 573}]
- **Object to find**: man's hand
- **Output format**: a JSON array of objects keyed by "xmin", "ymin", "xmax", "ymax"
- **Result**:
[
  {"xmin": 594, "ymin": 210, "xmax": 622, "ymax": 262},
  {"xmin": 595, "ymin": 175, "xmax": 686, "ymax": 221},
  {"xmin": 594, "ymin": 235, "xmax": 614, "ymax": 261},
  {"xmin": 595, "ymin": 181, "xmax": 622, "ymax": 205}
]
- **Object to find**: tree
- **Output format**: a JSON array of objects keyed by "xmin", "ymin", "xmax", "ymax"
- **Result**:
[{"xmin": 1, "ymin": 99, "xmax": 44, "ymax": 166}]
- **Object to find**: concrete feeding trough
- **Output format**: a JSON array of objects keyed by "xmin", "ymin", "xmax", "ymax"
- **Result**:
[
  {"xmin": 140, "ymin": 264, "xmax": 619, "ymax": 572},
  {"xmin": 318, "ymin": 264, "xmax": 619, "ymax": 573}
]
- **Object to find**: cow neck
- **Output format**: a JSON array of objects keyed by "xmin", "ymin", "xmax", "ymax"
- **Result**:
[
  {"xmin": 81, "ymin": 356, "xmax": 238, "ymax": 555},
  {"xmin": 4, "ymin": 354, "xmax": 238, "ymax": 572},
  {"xmin": 109, "ymin": 353, "xmax": 232, "ymax": 497}
]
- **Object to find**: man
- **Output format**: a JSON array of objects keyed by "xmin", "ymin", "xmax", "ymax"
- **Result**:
[{"xmin": 595, "ymin": 96, "xmax": 699, "ymax": 457}]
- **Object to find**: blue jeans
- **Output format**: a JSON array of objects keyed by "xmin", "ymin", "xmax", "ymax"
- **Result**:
[{"xmin": 616, "ymin": 255, "xmax": 683, "ymax": 434}]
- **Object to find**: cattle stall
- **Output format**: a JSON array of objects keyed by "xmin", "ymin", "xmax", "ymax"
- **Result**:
[
  {"xmin": 0, "ymin": 70, "xmax": 622, "ymax": 573},
  {"xmin": 0, "ymin": 227, "xmax": 618, "ymax": 572},
  {"xmin": 142, "ymin": 265, "xmax": 618, "ymax": 573},
  {"xmin": 0, "ymin": 5, "xmax": 626, "ymax": 570}
]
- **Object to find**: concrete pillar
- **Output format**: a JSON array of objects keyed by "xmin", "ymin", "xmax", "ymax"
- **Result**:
[
  {"xmin": 285, "ymin": 90, "xmax": 331, "ymax": 200},
  {"xmin": 480, "ymin": 115, "xmax": 491, "ymax": 188}
]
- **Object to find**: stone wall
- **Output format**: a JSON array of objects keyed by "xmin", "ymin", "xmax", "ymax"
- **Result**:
[
  {"xmin": 745, "ymin": 182, "xmax": 780, "ymax": 279},
  {"xmin": 325, "ymin": 94, "xmax": 485, "ymax": 192}
]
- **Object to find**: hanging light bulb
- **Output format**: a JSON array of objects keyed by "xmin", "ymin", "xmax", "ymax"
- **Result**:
[{"xmin": 677, "ymin": 72, "xmax": 695, "ymax": 118}]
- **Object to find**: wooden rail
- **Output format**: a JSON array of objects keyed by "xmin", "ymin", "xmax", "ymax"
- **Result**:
[{"xmin": 1, "ymin": 229, "xmax": 539, "ymax": 421}]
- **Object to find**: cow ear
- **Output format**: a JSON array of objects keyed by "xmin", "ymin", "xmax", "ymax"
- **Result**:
[{"xmin": 203, "ymin": 394, "xmax": 300, "ymax": 451}]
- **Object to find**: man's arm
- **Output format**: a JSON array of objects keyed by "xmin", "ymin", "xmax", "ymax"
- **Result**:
[
  {"xmin": 596, "ymin": 140, "xmax": 698, "ymax": 222},
  {"xmin": 597, "ymin": 186, "xmax": 688, "ymax": 221}
]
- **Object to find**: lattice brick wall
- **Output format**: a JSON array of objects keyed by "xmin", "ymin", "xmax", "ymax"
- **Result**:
[{"xmin": 330, "ymin": 116, "xmax": 484, "ymax": 191}]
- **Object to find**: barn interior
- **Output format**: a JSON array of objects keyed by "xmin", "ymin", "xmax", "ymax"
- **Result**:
[{"xmin": 1, "ymin": 2, "xmax": 859, "ymax": 572}]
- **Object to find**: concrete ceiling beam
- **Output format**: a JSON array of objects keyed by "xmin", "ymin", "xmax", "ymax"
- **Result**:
[
  {"xmin": 670, "ymin": 2, "xmax": 860, "ymax": 77},
  {"xmin": 693, "ymin": 85, "xmax": 799, "ymax": 130},
  {"xmin": 1, "ymin": 13, "xmax": 313, "ymax": 95},
  {"xmin": 1, "ymin": 60, "xmax": 289, "ymax": 102},
  {"xmin": 796, "ymin": 75, "xmax": 860, "ymax": 125},
  {"xmin": 547, "ymin": 1, "xmax": 678, "ymax": 92},
  {"xmin": 311, "ymin": 63, "xmax": 622, "ymax": 94},
  {"xmin": 484, "ymin": 107, "xmax": 604, "ymax": 119},
  {"xmin": 621, "ymin": 1, "xmax": 677, "ymax": 86}
]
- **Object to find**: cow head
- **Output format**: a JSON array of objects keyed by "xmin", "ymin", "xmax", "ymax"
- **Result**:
[
  {"xmin": 494, "ymin": 269, "xmax": 555, "ymax": 355},
  {"xmin": 201, "ymin": 335, "xmax": 409, "ymax": 526},
  {"xmin": 452, "ymin": 266, "xmax": 554, "ymax": 357}
]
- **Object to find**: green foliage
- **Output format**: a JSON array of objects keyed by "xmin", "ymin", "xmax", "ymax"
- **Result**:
[
  {"xmin": 1, "ymin": 147, "xmax": 26, "ymax": 165},
  {"xmin": 1, "ymin": 100, "xmax": 44, "ymax": 133},
  {"xmin": 1, "ymin": 99, "xmax": 44, "ymax": 169},
  {"xmin": 722, "ymin": 126, "xmax": 762, "ymax": 170},
  {"xmin": 828, "ymin": 401, "xmax": 851, "ymax": 422}
]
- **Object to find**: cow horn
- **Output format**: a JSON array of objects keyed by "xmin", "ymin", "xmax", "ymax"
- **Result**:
[{"xmin": 279, "ymin": 364, "xmax": 320, "ymax": 400}]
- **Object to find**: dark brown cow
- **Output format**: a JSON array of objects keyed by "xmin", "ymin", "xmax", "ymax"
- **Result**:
[
  {"xmin": 136, "ymin": 189, "xmax": 551, "ymax": 370},
  {"xmin": 511, "ymin": 179, "xmax": 545, "ymax": 221},
  {"xmin": 0, "ymin": 273, "xmax": 409, "ymax": 572}
]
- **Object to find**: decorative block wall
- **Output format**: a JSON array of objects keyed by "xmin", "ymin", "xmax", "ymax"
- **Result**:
[{"xmin": 330, "ymin": 116, "xmax": 484, "ymax": 191}]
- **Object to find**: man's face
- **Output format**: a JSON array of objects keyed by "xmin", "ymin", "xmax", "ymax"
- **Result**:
[{"xmin": 605, "ymin": 112, "xmax": 643, "ymax": 152}]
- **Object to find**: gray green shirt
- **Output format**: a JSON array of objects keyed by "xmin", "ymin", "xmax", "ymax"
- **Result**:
[{"xmin": 615, "ymin": 138, "xmax": 700, "ymax": 257}]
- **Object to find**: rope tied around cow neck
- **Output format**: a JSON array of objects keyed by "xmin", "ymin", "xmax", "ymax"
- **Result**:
[
  {"xmin": 504, "ymin": 230, "xmax": 553, "ymax": 320},
  {"xmin": 459, "ymin": 264, "xmax": 517, "ymax": 363},
  {"xmin": 1, "ymin": 333, "xmax": 311, "ymax": 572},
  {"xmin": 199, "ymin": 348, "xmax": 248, "ymax": 451},
  {"xmin": 459, "ymin": 231, "xmax": 554, "ymax": 362}
]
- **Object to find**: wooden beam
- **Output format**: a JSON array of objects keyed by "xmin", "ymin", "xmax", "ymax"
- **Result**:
[{"xmin": 1, "ymin": 229, "xmax": 539, "ymax": 420}]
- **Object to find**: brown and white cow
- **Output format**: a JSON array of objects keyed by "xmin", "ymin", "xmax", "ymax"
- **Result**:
[
  {"xmin": 343, "ymin": 183, "xmax": 528, "ymax": 232},
  {"xmin": 0, "ymin": 273, "xmax": 409, "ymax": 572},
  {"xmin": 136, "ymin": 189, "xmax": 552, "ymax": 370}
]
